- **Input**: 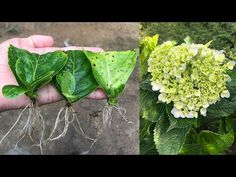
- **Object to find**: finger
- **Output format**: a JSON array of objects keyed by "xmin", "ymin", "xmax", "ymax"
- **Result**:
[
  {"xmin": 36, "ymin": 84, "xmax": 63, "ymax": 105},
  {"xmin": 25, "ymin": 35, "xmax": 54, "ymax": 48},
  {"xmin": 0, "ymin": 94, "xmax": 30, "ymax": 111},
  {"xmin": 33, "ymin": 46, "xmax": 104, "ymax": 55},
  {"xmin": 62, "ymin": 46, "xmax": 104, "ymax": 52},
  {"xmin": 86, "ymin": 88, "xmax": 107, "ymax": 100},
  {"xmin": 32, "ymin": 47, "xmax": 61, "ymax": 54}
]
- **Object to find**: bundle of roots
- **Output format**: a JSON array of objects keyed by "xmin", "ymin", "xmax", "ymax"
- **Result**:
[{"xmin": 0, "ymin": 99, "xmax": 45, "ymax": 154}]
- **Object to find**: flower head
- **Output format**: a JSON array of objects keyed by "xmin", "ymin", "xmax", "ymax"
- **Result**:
[{"xmin": 148, "ymin": 39, "xmax": 235, "ymax": 118}]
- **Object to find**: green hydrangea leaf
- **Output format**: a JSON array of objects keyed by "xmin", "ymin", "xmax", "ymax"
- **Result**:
[
  {"xmin": 179, "ymin": 144, "xmax": 203, "ymax": 155},
  {"xmin": 140, "ymin": 119, "xmax": 157, "ymax": 155},
  {"xmin": 153, "ymin": 115, "xmax": 191, "ymax": 155},
  {"xmin": 7, "ymin": 45, "xmax": 68, "ymax": 99},
  {"xmin": 139, "ymin": 35, "xmax": 158, "ymax": 78},
  {"xmin": 166, "ymin": 104, "xmax": 199, "ymax": 131},
  {"xmin": 2, "ymin": 85, "xmax": 27, "ymax": 98},
  {"xmin": 198, "ymin": 130, "xmax": 234, "ymax": 154},
  {"xmin": 53, "ymin": 50, "xmax": 98, "ymax": 103},
  {"xmin": 140, "ymin": 89, "xmax": 165, "ymax": 122},
  {"xmin": 84, "ymin": 49, "xmax": 137, "ymax": 105}
]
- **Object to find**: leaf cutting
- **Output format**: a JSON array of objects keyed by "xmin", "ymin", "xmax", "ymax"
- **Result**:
[
  {"xmin": 48, "ymin": 50, "xmax": 98, "ymax": 145},
  {"xmin": 84, "ymin": 50, "xmax": 137, "ymax": 137},
  {"xmin": 1, "ymin": 45, "xmax": 68, "ymax": 154}
]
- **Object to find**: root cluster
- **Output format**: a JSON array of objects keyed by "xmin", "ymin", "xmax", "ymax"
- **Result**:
[
  {"xmin": 0, "ymin": 100, "xmax": 45, "ymax": 154},
  {"xmin": 0, "ymin": 101, "xmax": 133, "ymax": 154}
]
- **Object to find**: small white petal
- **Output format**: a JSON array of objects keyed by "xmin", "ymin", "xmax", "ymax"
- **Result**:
[
  {"xmin": 202, "ymin": 102, "xmax": 209, "ymax": 108},
  {"xmin": 214, "ymin": 51, "xmax": 225, "ymax": 63},
  {"xmin": 187, "ymin": 103, "xmax": 195, "ymax": 110},
  {"xmin": 179, "ymin": 63, "xmax": 186, "ymax": 71},
  {"xmin": 175, "ymin": 102, "xmax": 184, "ymax": 109},
  {"xmin": 186, "ymin": 111, "xmax": 195, "ymax": 118},
  {"xmin": 159, "ymin": 86, "xmax": 165, "ymax": 93},
  {"xmin": 151, "ymin": 82, "xmax": 161, "ymax": 91},
  {"xmin": 227, "ymin": 61, "xmax": 236, "ymax": 70},
  {"xmin": 200, "ymin": 108, "xmax": 207, "ymax": 117},
  {"xmin": 171, "ymin": 107, "xmax": 183, "ymax": 118},
  {"xmin": 190, "ymin": 47, "xmax": 198, "ymax": 56},
  {"xmin": 195, "ymin": 90, "xmax": 201, "ymax": 97},
  {"xmin": 158, "ymin": 93, "xmax": 167, "ymax": 102},
  {"xmin": 193, "ymin": 111, "xmax": 198, "ymax": 118},
  {"xmin": 221, "ymin": 90, "xmax": 230, "ymax": 98}
]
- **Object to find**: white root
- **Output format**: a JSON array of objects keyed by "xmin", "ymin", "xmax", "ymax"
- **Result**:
[
  {"xmin": 47, "ymin": 107, "xmax": 65, "ymax": 141},
  {"xmin": 31, "ymin": 107, "xmax": 46, "ymax": 154},
  {"xmin": 28, "ymin": 101, "xmax": 34, "ymax": 142},
  {"xmin": 102, "ymin": 104, "xmax": 113, "ymax": 128},
  {"xmin": 70, "ymin": 106, "xmax": 94, "ymax": 141},
  {"xmin": 0, "ymin": 103, "xmax": 30, "ymax": 145},
  {"xmin": 81, "ymin": 104, "xmax": 113, "ymax": 154},
  {"xmin": 0, "ymin": 100, "xmax": 46, "ymax": 154},
  {"xmin": 101, "ymin": 103, "xmax": 132, "ymax": 129},
  {"xmin": 47, "ymin": 105, "xmax": 94, "ymax": 142},
  {"xmin": 113, "ymin": 105, "xmax": 133, "ymax": 124},
  {"xmin": 83, "ymin": 103, "xmax": 132, "ymax": 154},
  {"xmin": 14, "ymin": 112, "xmax": 32, "ymax": 150}
]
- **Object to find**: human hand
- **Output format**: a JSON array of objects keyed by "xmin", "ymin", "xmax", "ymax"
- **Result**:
[{"xmin": 0, "ymin": 35, "xmax": 106, "ymax": 111}]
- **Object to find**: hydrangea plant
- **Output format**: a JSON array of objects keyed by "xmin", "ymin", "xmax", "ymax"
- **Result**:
[{"xmin": 140, "ymin": 33, "xmax": 236, "ymax": 155}]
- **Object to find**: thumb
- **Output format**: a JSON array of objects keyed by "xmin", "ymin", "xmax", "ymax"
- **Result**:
[{"xmin": 26, "ymin": 35, "xmax": 54, "ymax": 48}]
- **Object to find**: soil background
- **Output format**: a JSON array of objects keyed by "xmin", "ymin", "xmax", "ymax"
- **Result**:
[{"xmin": 0, "ymin": 22, "xmax": 139, "ymax": 154}]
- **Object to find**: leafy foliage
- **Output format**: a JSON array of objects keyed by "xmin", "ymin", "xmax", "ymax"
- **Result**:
[
  {"xmin": 140, "ymin": 119, "xmax": 157, "ymax": 155},
  {"xmin": 139, "ymin": 35, "xmax": 158, "ymax": 78},
  {"xmin": 2, "ymin": 85, "xmax": 27, "ymax": 98},
  {"xmin": 85, "ymin": 50, "xmax": 137, "ymax": 105},
  {"xmin": 3, "ymin": 45, "xmax": 68, "ymax": 99},
  {"xmin": 153, "ymin": 113, "xmax": 191, "ymax": 155},
  {"xmin": 53, "ymin": 50, "xmax": 98, "ymax": 103},
  {"xmin": 141, "ymin": 22, "xmax": 236, "ymax": 60},
  {"xmin": 198, "ymin": 130, "xmax": 234, "ymax": 155}
]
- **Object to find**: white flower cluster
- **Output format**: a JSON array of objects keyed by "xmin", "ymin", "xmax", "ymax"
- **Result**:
[{"xmin": 148, "ymin": 40, "xmax": 235, "ymax": 118}]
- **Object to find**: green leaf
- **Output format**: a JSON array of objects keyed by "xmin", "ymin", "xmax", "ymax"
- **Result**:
[
  {"xmin": 154, "ymin": 115, "xmax": 191, "ymax": 155},
  {"xmin": 8, "ymin": 45, "xmax": 38, "ymax": 86},
  {"xmin": 85, "ymin": 49, "xmax": 137, "ymax": 105},
  {"xmin": 165, "ymin": 104, "xmax": 198, "ymax": 131},
  {"xmin": 15, "ymin": 57, "xmax": 35, "ymax": 86},
  {"xmin": 184, "ymin": 36, "xmax": 193, "ymax": 44},
  {"xmin": 205, "ymin": 40, "xmax": 213, "ymax": 47},
  {"xmin": 8, "ymin": 45, "xmax": 68, "ymax": 99},
  {"xmin": 140, "ymin": 89, "xmax": 165, "ymax": 122},
  {"xmin": 60, "ymin": 71, "xmax": 76, "ymax": 95},
  {"xmin": 140, "ymin": 118, "xmax": 157, "ymax": 155},
  {"xmin": 2, "ymin": 85, "xmax": 27, "ymax": 98},
  {"xmin": 30, "ymin": 71, "xmax": 54, "ymax": 90},
  {"xmin": 140, "ymin": 75, "xmax": 153, "ymax": 92},
  {"xmin": 207, "ymin": 87, "xmax": 236, "ymax": 118},
  {"xmin": 139, "ymin": 34, "xmax": 158, "ymax": 78},
  {"xmin": 179, "ymin": 128, "xmax": 204, "ymax": 155},
  {"xmin": 227, "ymin": 69, "xmax": 236, "ymax": 87},
  {"xmin": 179, "ymin": 144, "xmax": 203, "ymax": 155},
  {"xmin": 198, "ymin": 130, "xmax": 234, "ymax": 155},
  {"xmin": 54, "ymin": 50, "xmax": 98, "ymax": 103}
]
